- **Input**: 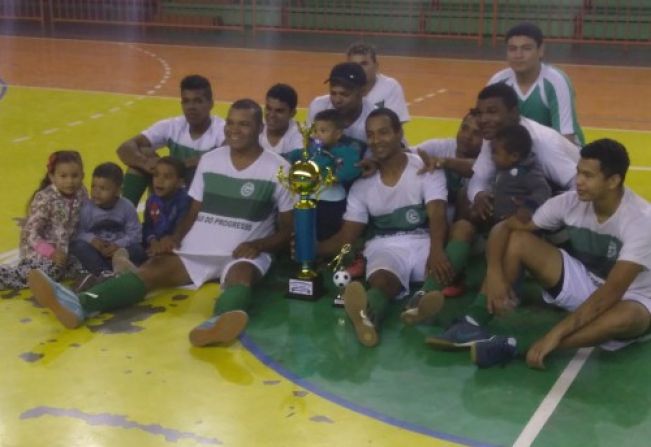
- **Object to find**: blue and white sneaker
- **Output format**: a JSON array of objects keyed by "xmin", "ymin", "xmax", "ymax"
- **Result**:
[
  {"xmin": 343, "ymin": 281, "xmax": 378, "ymax": 347},
  {"xmin": 189, "ymin": 310, "xmax": 249, "ymax": 347},
  {"xmin": 425, "ymin": 318, "xmax": 492, "ymax": 350},
  {"xmin": 27, "ymin": 269, "xmax": 85, "ymax": 329},
  {"xmin": 400, "ymin": 290, "xmax": 445, "ymax": 326},
  {"xmin": 471, "ymin": 336, "xmax": 517, "ymax": 368}
]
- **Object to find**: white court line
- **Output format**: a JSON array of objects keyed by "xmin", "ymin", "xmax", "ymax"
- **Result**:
[
  {"xmin": 90, "ymin": 113, "xmax": 104, "ymax": 119},
  {"xmin": 67, "ymin": 120, "xmax": 83, "ymax": 127},
  {"xmin": 12, "ymin": 136, "xmax": 31, "ymax": 143},
  {"xmin": 512, "ymin": 347, "xmax": 594, "ymax": 447}
]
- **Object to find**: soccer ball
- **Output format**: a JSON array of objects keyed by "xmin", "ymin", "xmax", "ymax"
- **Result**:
[{"xmin": 332, "ymin": 270, "xmax": 351, "ymax": 288}]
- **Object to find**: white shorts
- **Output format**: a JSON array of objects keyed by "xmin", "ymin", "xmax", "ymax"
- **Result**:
[
  {"xmin": 177, "ymin": 251, "xmax": 272, "ymax": 288},
  {"xmin": 364, "ymin": 233, "xmax": 429, "ymax": 298},
  {"xmin": 543, "ymin": 249, "xmax": 651, "ymax": 351}
]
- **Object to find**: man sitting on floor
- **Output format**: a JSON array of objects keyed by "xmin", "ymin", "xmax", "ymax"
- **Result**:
[{"xmin": 28, "ymin": 99, "xmax": 294, "ymax": 347}]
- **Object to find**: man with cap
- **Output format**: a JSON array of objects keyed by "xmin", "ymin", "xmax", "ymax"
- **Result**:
[{"xmin": 307, "ymin": 62, "xmax": 376, "ymax": 146}]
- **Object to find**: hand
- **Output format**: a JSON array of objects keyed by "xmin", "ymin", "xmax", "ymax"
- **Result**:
[
  {"xmin": 485, "ymin": 274, "xmax": 518, "ymax": 316},
  {"xmin": 52, "ymin": 248, "xmax": 67, "ymax": 268},
  {"xmin": 146, "ymin": 239, "xmax": 161, "ymax": 256},
  {"xmin": 472, "ymin": 191, "xmax": 494, "ymax": 221},
  {"xmin": 427, "ymin": 249, "xmax": 455, "ymax": 286},
  {"xmin": 102, "ymin": 242, "xmax": 120, "ymax": 258},
  {"xmin": 142, "ymin": 156, "xmax": 159, "ymax": 174},
  {"xmin": 156, "ymin": 235, "xmax": 179, "ymax": 254},
  {"xmin": 526, "ymin": 332, "xmax": 562, "ymax": 369},
  {"xmin": 356, "ymin": 158, "xmax": 379, "ymax": 178},
  {"xmin": 90, "ymin": 238, "xmax": 107, "ymax": 252},
  {"xmin": 233, "ymin": 241, "xmax": 261, "ymax": 259},
  {"xmin": 416, "ymin": 148, "xmax": 444, "ymax": 175}
]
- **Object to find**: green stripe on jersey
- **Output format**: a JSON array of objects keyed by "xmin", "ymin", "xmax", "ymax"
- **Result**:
[
  {"xmin": 566, "ymin": 226, "xmax": 622, "ymax": 279},
  {"xmin": 167, "ymin": 139, "xmax": 203, "ymax": 160},
  {"xmin": 369, "ymin": 204, "xmax": 427, "ymax": 237},
  {"xmin": 201, "ymin": 172, "xmax": 275, "ymax": 221}
]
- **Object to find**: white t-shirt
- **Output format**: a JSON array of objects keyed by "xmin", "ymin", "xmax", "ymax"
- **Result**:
[
  {"xmin": 413, "ymin": 138, "xmax": 456, "ymax": 158},
  {"xmin": 344, "ymin": 153, "xmax": 447, "ymax": 240},
  {"xmin": 259, "ymin": 120, "xmax": 304, "ymax": 155},
  {"xmin": 307, "ymin": 95, "xmax": 375, "ymax": 144},
  {"xmin": 366, "ymin": 73, "xmax": 410, "ymax": 123},
  {"xmin": 467, "ymin": 117, "xmax": 579, "ymax": 202},
  {"xmin": 178, "ymin": 147, "xmax": 294, "ymax": 256},
  {"xmin": 533, "ymin": 189, "xmax": 651, "ymax": 301},
  {"xmin": 142, "ymin": 115, "xmax": 225, "ymax": 161}
]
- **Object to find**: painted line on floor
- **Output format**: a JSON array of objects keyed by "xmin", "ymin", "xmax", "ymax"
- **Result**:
[
  {"xmin": 240, "ymin": 334, "xmax": 496, "ymax": 447},
  {"xmin": 512, "ymin": 347, "xmax": 594, "ymax": 447}
]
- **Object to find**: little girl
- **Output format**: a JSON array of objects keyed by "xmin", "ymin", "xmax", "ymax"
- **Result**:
[{"xmin": 0, "ymin": 150, "xmax": 87, "ymax": 290}]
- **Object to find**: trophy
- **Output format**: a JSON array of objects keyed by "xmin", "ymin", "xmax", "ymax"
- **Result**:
[
  {"xmin": 328, "ymin": 243, "xmax": 352, "ymax": 307},
  {"xmin": 278, "ymin": 122, "xmax": 335, "ymax": 301}
]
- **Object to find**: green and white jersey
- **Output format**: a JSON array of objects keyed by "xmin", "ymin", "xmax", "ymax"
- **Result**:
[
  {"xmin": 142, "ymin": 115, "xmax": 225, "ymax": 161},
  {"xmin": 307, "ymin": 95, "xmax": 375, "ymax": 145},
  {"xmin": 260, "ymin": 120, "xmax": 304, "ymax": 155},
  {"xmin": 533, "ymin": 189, "xmax": 651, "ymax": 300},
  {"xmin": 412, "ymin": 138, "xmax": 464, "ymax": 202},
  {"xmin": 178, "ymin": 147, "xmax": 294, "ymax": 256},
  {"xmin": 489, "ymin": 64, "xmax": 584, "ymax": 145},
  {"xmin": 344, "ymin": 153, "xmax": 447, "ymax": 239},
  {"xmin": 366, "ymin": 73, "xmax": 410, "ymax": 123}
]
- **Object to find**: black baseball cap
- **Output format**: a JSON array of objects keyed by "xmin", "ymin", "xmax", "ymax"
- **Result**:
[{"xmin": 324, "ymin": 62, "xmax": 367, "ymax": 88}]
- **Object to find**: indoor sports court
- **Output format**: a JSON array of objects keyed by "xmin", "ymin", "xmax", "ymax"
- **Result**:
[{"xmin": 1, "ymin": 1, "xmax": 650, "ymax": 446}]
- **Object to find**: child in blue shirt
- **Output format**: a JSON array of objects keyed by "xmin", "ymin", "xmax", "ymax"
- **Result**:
[
  {"xmin": 284, "ymin": 109, "xmax": 364, "ymax": 240},
  {"xmin": 142, "ymin": 156, "xmax": 192, "ymax": 256}
]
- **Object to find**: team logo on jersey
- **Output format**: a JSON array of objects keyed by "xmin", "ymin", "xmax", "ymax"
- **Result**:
[
  {"xmin": 240, "ymin": 182, "xmax": 255, "ymax": 197},
  {"xmin": 405, "ymin": 209, "xmax": 420, "ymax": 224},
  {"xmin": 607, "ymin": 240, "xmax": 618, "ymax": 259}
]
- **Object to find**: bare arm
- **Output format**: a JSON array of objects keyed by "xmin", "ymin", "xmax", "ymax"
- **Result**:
[
  {"xmin": 169, "ymin": 199, "xmax": 202, "ymax": 247},
  {"xmin": 117, "ymin": 134, "xmax": 156, "ymax": 171},
  {"xmin": 317, "ymin": 221, "xmax": 366, "ymax": 258},
  {"xmin": 426, "ymin": 199, "xmax": 454, "ymax": 284},
  {"xmin": 527, "ymin": 260, "xmax": 643, "ymax": 369}
]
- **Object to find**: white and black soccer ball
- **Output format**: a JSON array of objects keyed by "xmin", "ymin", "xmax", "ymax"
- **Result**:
[{"xmin": 332, "ymin": 270, "xmax": 351, "ymax": 288}]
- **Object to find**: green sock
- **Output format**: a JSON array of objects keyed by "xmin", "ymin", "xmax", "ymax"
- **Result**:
[
  {"xmin": 366, "ymin": 287, "xmax": 390, "ymax": 325},
  {"xmin": 422, "ymin": 239, "xmax": 471, "ymax": 292},
  {"xmin": 78, "ymin": 272, "xmax": 147, "ymax": 314},
  {"xmin": 212, "ymin": 284, "xmax": 252, "ymax": 316},
  {"xmin": 122, "ymin": 172, "xmax": 150, "ymax": 207},
  {"xmin": 465, "ymin": 292, "xmax": 493, "ymax": 326}
]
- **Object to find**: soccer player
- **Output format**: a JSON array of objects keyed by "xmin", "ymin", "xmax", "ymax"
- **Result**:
[
  {"xmin": 346, "ymin": 42, "xmax": 410, "ymax": 123},
  {"xmin": 260, "ymin": 83, "xmax": 303, "ymax": 154},
  {"xmin": 487, "ymin": 22, "xmax": 584, "ymax": 145},
  {"xmin": 117, "ymin": 74, "xmax": 225, "ymax": 206},
  {"xmin": 28, "ymin": 99, "xmax": 294, "ymax": 347}
]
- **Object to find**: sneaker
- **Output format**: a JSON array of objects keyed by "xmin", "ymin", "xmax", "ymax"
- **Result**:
[
  {"xmin": 27, "ymin": 269, "xmax": 85, "ymax": 329},
  {"xmin": 345, "ymin": 255, "xmax": 366, "ymax": 279},
  {"xmin": 400, "ymin": 290, "xmax": 444, "ymax": 326},
  {"xmin": 471, "ymin": 336, "xmax": 517, "ymax": 368},
  {"xmin": 425, "ymin": 318, "xmax": 492, "ymax": 350},
  {"xmin": 189, "ymin": 310, "xmax": 249, "ymax": 347},
  {"xmin": 343, "ymin": 281, "xmax": 378, "ymax": 347},
  {"xmin": 112, "ymin": 248, "xmax": 138, "ymax": 274}
]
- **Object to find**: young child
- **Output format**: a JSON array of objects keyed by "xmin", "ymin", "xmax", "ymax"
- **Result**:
[
  {"xmin": 487, "ymin": 123, "xmax": 552, "ymax": 224},
  {"xmin": 142, "ymin": 157, "xmax": 191, "ymax": 256},
  {"xmin": 284, "ymin": 109, "xmax": 364, "ymax": 240},
  {"xmin": 0, "ymin": 150, "xmax": 86, "ymax": 290},
  {"xmin": 69, "ymin": 162, "xmax": 145, "ymax": 276}
]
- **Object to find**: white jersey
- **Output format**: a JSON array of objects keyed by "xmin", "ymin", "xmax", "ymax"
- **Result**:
[
  {"xmin": 467, "ymin": 117, "xmax": 579, "ymax": 202},
  {"xmin": 142, "ymin": 115, "xmax": 225, "ymax": 161},
  {"xmin": 533, "ymin": 189, "xmax": 651, "ymax": 301},
  {"xmin": 259, "ymin": 120, "xmax": 304, "ymax": 155},
  {"xmin": 413, "ymin": 138, "xmax": 456, "ymax": 158},
  {"xmin": 307, "ymin": 95, "xmax": 375, "ymax": 144},
  {"xmin": 488, "ymin": 63, "xmax": 584, "ymax": 144},
  {"xmin": 178, "ymin": 147, "xmax": 294, "ymax": 256},
  {"xmin": 344, "ymin": 153, "xmax": 447, "ymax": 240},
  {"xmin": 366, "ymin": 73, "xmax": 410, "ymax": 123}
]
